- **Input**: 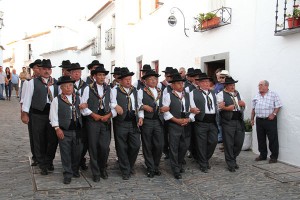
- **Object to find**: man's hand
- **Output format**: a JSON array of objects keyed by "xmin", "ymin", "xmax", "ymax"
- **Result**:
[
  {"xmin": 218, "ymin": 102, "xmax": 225, "ymax": 109},
  {"xmin": 268, "ymin": 113, "xmax": 276, "ymax": 121},
  {"xmin": 160, "ymin": 106, "xmax": 170, "ymax": 113},
  {"xmin": 101, "ymin": 113, "xmax": 111, "ymax": 122},
  {"xmin": 238, "ymin": 100, "xmax": 246, "ymax": 107},
  {"xmin": 79, "ymin": 103, "xmax": 88, "ymax": 109},
  {"xmin": 190, "ymin": 107, "xmax": 200, "ymax": 114},
  {"xmin": 143, "ymin": 105, "xmax": 154, "ymax": 112},
  {"xmin": 138, "ymin": 118, "xmax": 143, "ymax": 126},
  {"xmin": 91, "ymin": 113, "xmax": 102, "ymax": 121},
  {"xmin": 115, "ymin": 105, "xmax": 123, "ymax": 115},
  {"xmin": 251, "ymin": 119, "xmax": 255, "ymax": 126},
  {"xmin": 56, "ymin": 128, "xmax": 64, "ymax": 140},
  {"xmin": 226, "ymin": 105, "xmax": 235, "ymax": 111},
  {"xmin": 21, "ymin": 112, "xmax": 29, "ymax": 124}
]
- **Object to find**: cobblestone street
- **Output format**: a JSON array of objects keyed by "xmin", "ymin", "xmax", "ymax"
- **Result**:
[{"xmin": 1, "ymin": 97, "xmax": 300, "ymax": 199}]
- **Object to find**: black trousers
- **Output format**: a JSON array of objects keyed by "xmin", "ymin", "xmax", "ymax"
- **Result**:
[
  {"xmin": 168, "ymin": 122, "xmax": 190, "ymax": 174},
  {"xmin": 58, "ymin": 130, "xmax": 81, "ymax": 178},
  {"xmin": 86, "ymin": 120, "xmax": 111, "ymax": 176},
  {"xmin": 114, "ymin": 120, "xmax": 141, "ymax": 175},
  {"xmin": 163, "ymin": 120, "xmax": 169, "ymax": 155},
  {"xmin": 221, "ymin": 119, "xmax": 245, "ymax": 168},
  {"xmin": 194, "ymin": 121, "xmax": 218, "ymax": 169},
  {"xmin": 28, "ymin": 112, "xmax": 36, "ymax": 161},
  {"xmin": 31, "ymin": 113, "xmax": 58, "ymax": 169},
  {"xmin": 256, "ymin": 117, "xmax": 279, "ymax": 159},
  {"xmin": 188, "ymin": 122, "xmax": 197, "ymax": 159},
  {"xmin": 141, "ymin": 118, "xmax": 163, "ymax": 172},
  {"xmin": 79, "ymin": 116, "xmax": 89, "ymax": 166}
]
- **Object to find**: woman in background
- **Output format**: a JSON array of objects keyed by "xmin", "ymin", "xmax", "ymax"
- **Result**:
[{"xmin": 5, "ymin": 67, "xmax": 12, "ymax": 101}]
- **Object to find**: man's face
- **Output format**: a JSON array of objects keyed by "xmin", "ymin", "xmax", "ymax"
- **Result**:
[
  {"xmin": 179, "ymin": 69, "xmax": 186, "ymax": 78},
  {"xmin": 0, "ymin": 66, "xmax": 3, "ymax": 72},
  {"xmin": 62, "ymin": 68, "xmax": 71, "ymax": 77},
  {"xmin": 120, "ymin": 76, "xmax": 132, "ymax": 88},
  {"xmin": 22, "ymin": 67, "xmax": 26, "ymax": 72},
  {"xmin": 95, "ymin": 73, "xmax": 106, "ymax": 85},
  {"xmin": 113, "ymin": 74, "xmax": 120, "ymax": 82},
  {"xmin": 60, "ymin": 83, "xmax": 74, "ymax": 95},
  {"xmin": 258, "ymin": 81, "xmax": 268, "ymax": 94},
  {"xmin": 145, "ymin": 76, "xmax": 158, "ymax": 88},
  {"xmin": 217, "ymin": 72, "xmax": 226, "ymax": 83},
  {"xmin": 197, "ymin": 79, "xmax": 210, "ymax": 90},
  {"xmin": 70, "ymin": 70, "xmax": 82, "ymax": 81},
  {"xmin": 13, "ymin": 69, "xmax": 16, "ymax": 74},
  {"xmin": 40, "ymin": 67, "xmax": 52, "ymax": 78},
  {"xmin": 33, "ymin": 66, "xmax": 40, "ymax": 76},
  {"xmin": 165, "ymin": 73, "xmax": 172, "ymax": 82},
  {"xmin": 225, "ymin": 83, "xmax": 235, "ymax": 92},
  {"xmin": 172, "ymin": 81, "xmax": 184, "ymax": 92}
]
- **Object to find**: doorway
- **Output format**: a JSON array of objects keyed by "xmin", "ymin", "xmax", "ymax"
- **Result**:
[{"xmin": 205, "ymin": 60, "xmax": 225, "ymax": 81}]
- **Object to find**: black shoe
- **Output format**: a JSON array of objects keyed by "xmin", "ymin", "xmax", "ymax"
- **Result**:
[
  {"xmin": 147, "ymin": 171, "xmax": 155, "ymax": 178},
  {"xmin": 31, "ymin": 160, "xmax": 39, "ymax": 166},
  {"xmin": 122, "ymin": 174, "xmax": 130, "ymax": 180},
  {"xmin": 269, "ymin": 158, "xmax": 278, "ymax": 164},
  {"xmin": 228, "ymin": 167, "xmax": 236, "ymax": 172},
  {"xmin": 73, "ymin": 171, "xmax": 80, "ymax": 178},
  {"xmin": 48, "ymin": 164, "xmax": 54, "ymax": 171},
  {"xmin": 63, "ymin": 177, "xmax": 71, "ymax": 184},
  {"xmin": 255, "ymin": 156, "xmax": 267, "ymax": 161},
  {"xmin": 207, "ymin": 165, "xmax": 211, "ymax": 169},
  {"xmin": 174, "ymin": 173, "xmax": 182, "ymax": 179},
  {"xmin": 100, "ymin": 170, "xmax": 108, "ymax": 179},
  {"xmin": 81, "ymin": 163, "xmax": 88, "ymax": 171},
  {"xmin": 200, "ymin": 167, "xmax": 208, "ymax": 173},
  {"xmin": 92, "ymin": 175, "xmax": 100, "ymax": 182},
  {"xmin": 40, "ymin": 168, "xmax": 48, "ymax": 175},
  {"xmin": 180, "ymin": 168, "xmax": 185, "ymax": 173},
  {"xmin": 154, "ymin": 170, "xmax": 161, "ymax": 176},
  {"xmin": 164, "ymin": 153, "xmax": 169, "ymax": 159},
  {"xmin": 234, "ymin": 164, "xmax": 239, "ymax": 169},
  {"xmin": 130, "ymin": 169, "xmax": 136, "ymax": 175}
]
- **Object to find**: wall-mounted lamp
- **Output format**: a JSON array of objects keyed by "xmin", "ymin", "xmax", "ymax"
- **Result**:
[
  {"xmin": 168, "ymin": 7, "xmax": 189, "ymax": 37},
  {"xmin": 0, "ymin": 11, "xmax": 4, "ymax": 29}
]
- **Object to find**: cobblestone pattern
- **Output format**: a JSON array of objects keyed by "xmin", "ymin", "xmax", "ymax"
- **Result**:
[{"xmin": 1, "ymin": 97, "xmax": 300, "ymax": 199}]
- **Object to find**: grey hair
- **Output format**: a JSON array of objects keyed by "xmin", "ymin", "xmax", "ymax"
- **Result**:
[{"xmin": 263, "ymin": 80, "xmax": 269, "ymax": 86}]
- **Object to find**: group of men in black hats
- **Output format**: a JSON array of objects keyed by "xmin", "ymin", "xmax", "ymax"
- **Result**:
[{"xmin": 20, "ymin": 60, "xmax": 247, "ymax": 184}]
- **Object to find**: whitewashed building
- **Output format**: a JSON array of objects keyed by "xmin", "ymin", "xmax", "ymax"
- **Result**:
[{"xmin": 2, "ymin": 0, "xmax": 300, "ymax": 166}]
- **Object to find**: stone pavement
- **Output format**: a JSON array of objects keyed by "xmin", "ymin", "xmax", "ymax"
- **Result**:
[{"xmin": 1, "ymin": 97, "xmax": 300, "ymax": 199}]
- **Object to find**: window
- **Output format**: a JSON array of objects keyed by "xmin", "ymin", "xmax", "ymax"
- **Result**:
[{"xmin": 92, "ymin": 26, "xmax": 101, "ymax": 56}]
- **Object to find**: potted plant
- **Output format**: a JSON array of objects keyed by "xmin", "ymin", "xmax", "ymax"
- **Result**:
[
  {"xmin": 242, "ymin": 119, "xmax": 252, "ymax": 151},
  {"xmin": 197, "ymin": 12, "xmax": 220, "ymax": 29},
  {"xmin": 286, "ymin": 6, "xmax": 300, "ymax": 28}
]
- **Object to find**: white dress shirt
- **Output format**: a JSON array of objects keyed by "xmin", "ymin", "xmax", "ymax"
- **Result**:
[
  {"xmin": 49, "ymin": 94, "xmax": 74, "ymax": 127},
  {"xmin": 217, "ymin": 91, "xmax": 241, "ymax": 111},
  {"xmin": 22, "ymin": 77, "xmax": 55, "ymax": 113},
  {"xmin": 110, "ymin": 86, "xmax": 136, "ymax": 118},
  {"xmin": 20, "ymin": 80, "xmax": 28, "ymax": 104},
  {"xmin": 137, "ymin": 87, "xmax": 158, "ymax": 119}
]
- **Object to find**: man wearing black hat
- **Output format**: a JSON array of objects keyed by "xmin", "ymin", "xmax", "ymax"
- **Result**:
[
  {"xmin": 137, "ymin": 70, "xmax": 164, "ymax": 178},
  {"xmin": 217, "ymin": 77, "xmax": 245, "ymax": 172},
  {"xmin": 20, "ymin": 59, "xmax": 42, "ymax": 166},
  {"xmin": 184, "ymin": 68, "xmax": 195, "ymax": 88},
  {"xmin": 133, "ymin": 64, "xmax": 152, "ymax": 90},
  {"xmin": 49, "ymin": 76, "xmax": 83, "ymax": 184},
  {"xmin": 110, "ymin": 67, "xmax": 121, "ymax": 88},
  {"xmin": 110, "ymin": 67, "xmax": 140, "ymax": 180},
  {"xmin": 86, "ymin": 60, "xmax": 104, "ymax": 84},
  {"xmin": 185, "ymin": 69, "xmax": 202, "ymax": 94},
  {"xmin": 189, "ymin": 73, "xmax": 218, "ymax": 173},
  {"xmin": 67, "ymin": 63, "xmax": 89, "ymax": 171},
  {"xmin": 162, "ymin": 73, "xmax": 192, "ymax": 179},
  {"xmin": 58, "ymin": 60, "xmax": 72, "ymax": 78},
  {"xmin": 21, "ymin": 59, "xmax": 58, "ymax": 175},
  {"xmin": 81, "ymin": 65, "xmax": 112, "ymax": 182}
]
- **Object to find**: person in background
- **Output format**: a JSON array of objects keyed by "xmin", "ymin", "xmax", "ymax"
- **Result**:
[
  {"xmin": 184, "ymin": 68, "xmax": 195, "ymax": 88},
  {"xmin": 86, "ymin": 60, "xmax": 103, "ymax": 84},
  {"xmin": 133, "ymin": 64, "xmax": 152, "ymax": 90},
  {"xmin": 11, "ymin": 69, "xmax": 20, "ymax": 98},
  {"xmin": 0, "ymin": 66, "xmax": 6, "ymax": 100},
  {"xmin": 5, "ymin": 67, "xmax": 12, "ymax": 101},
  {"xmin": 179, "ymin": 67, "xmax": 186, "ymax": 79},
  {"xmin": 19, "ymin": 67, "xmax": 29, "ymax": 87},
  {"xmin": 251, "ymin": 80, "xmax": 282, "ymax": 164},
  {"xmin": 58, "ymin": 60, "xmax": 72, "ymax": 78},
  {"xmin": 110, "ymin": 67, "xmax": 121, "ymax": 88}
]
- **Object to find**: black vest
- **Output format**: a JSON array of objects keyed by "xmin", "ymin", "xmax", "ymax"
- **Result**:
[
  {"xmin": 87, "ymin": 84, "xmax": 111, "ymax": 116},
  {"xmin": 86, "ymin": 76, "xmax": 94, "ymax": 85},
  {"xmin": 31, "ymin": 78, "xmax": 58, "ymax": 112},
  {"xmin": 169, "ymin": 91, "xmax": 190, "ymax": 119},
  {"xmin": 115, "ymin": 86, "xmax": 138, "ymax": 122},
  {"xmin": 74, "ymin": 80, "xmax": 88, "ymax": 97},
  {"xmin": 193, "ymin": 89, "xmax": 217, "ymax": 121},
  {"xmin": 137, "ymin": 80, "xmax": 145, "ymax": 90},
  {"xmin": 142, "ymin": 88, "xmax": 163, "ymax": 122},
  {"xmin": 58, "ymin": 94, "xmax": 82, "ymax": 130},
  {"xmin": 187, "ymin": 84, "xmax": 196, "ymax": 93},
  {"xmin": 220, "ymin": 91, "xmax": 243, "ymax": 121}
]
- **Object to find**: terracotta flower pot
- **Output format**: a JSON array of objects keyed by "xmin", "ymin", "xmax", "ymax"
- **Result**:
[
  {"xmin": 287, "ymin": 17, "xmax": 300, "ymax": 28},
  {"xmin": 201, "ymin": 17, "xmax": 221, "ymax": 29}
]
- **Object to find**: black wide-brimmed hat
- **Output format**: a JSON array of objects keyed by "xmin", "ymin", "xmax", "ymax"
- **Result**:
[
  {"xmin": 118, "ymin": 67, "xmax": 135, "ymax": 79},
  {"xmin": 87, "ymin": 60, "xmax": 103, "ymax": 70},
  {"xmin": 142, "ymin": 70, "xmax": 160, "ymax": 79},
  {"xmin": 59, "ymin": 60, "xmax": 71, "ymax": 69},
  {"xmin": 168, "ymin": 73, "xmax": 185, "ymax": 83},
  {"xmin": 38, "ymin": 59, "xmax": 55, "ymax": 68},
  {"xmin": 91, "ymin": 65, "xmax": 109, "ymax": 75},
  {"xmin": 195, "ymin": 73, "xmax": 213, "ymax": 81},
  {"xmin": 57, "ymin": 76, "xmax": 76, "ymax": 85},
  {"xmin": 67, "ymin": 63, "xmax": 85, "ymax": 71},
  {"xmin": 190, "ymin": 69, "xmax": 203, "ymax": 77},
  {"xmin": 29, "ymin": 59, "xmax": 42, "ymax": 68},
  {"xmin": 111, "ymin": 67, "xmax": 121, "ymax": 75},
  {"xmin": 186, "ymin": 68, "xmax": 195, "ymax": 76},
  {"xmin": 223, "ymin": 77, "xmax": 238, "ymax": 84},
  {"xmin": 167, "ymin": 68, "xmax": 179, "ymax": 77},
  {"xmin": 140, "ymin": 64, "xmax": 152, "ymax": 72},
  {"xmin": 162, "ymin": 67, "xmax": 173, "ymax": 74}
]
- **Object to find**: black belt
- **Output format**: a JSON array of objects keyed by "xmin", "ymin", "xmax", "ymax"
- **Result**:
[
  {"xmin": 196, "ymin": 114, "xmax": 216, "ymax": 123},
  {"xmin": 257, "ymin": 117, "xmax": 269, "ymax": 120},
  {"xmin": 231, "ymin": 111, "xmax": 241, "ymax": 120}
]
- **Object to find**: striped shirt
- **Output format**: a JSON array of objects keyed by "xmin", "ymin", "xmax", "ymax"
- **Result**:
[{"xmin": 252, "ymin": 90, "xmax": 282, "ymax": 118}]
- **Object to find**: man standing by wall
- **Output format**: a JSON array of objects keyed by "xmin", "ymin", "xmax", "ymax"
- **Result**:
[
  {"xmin": 251, "ymin": 80, "xmax": 282, "ymax": 164},
  {"xmin": 11, "ymin": 69, "xmax": 19, "ymax": 98}
]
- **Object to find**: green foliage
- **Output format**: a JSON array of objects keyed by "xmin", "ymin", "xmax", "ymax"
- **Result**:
[
  {"xmin": 244, "ymin": 119, "xmax": 253, "ymax": 132},
  {"xmin": 287, "ymin": 7, "xmax": 300, "ymax": 18},
  {"xmin": 198, "ymin": 12, "xmax": 217, "ymax": 23}
]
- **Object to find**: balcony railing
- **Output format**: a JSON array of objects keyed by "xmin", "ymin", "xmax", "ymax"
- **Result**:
[
  {"xmin": 92, "ymin": 38, "xmax": 101, "ymax": 56},
  {"xmin": 275, "ymin": 0, "xmax": 300, "ymax": 36},
  {"xmin": 105, "ymin": 28, "xmax": 115, "ymax": 50},
  {"xmin": 194, "ymin": 7, "xmax": 232, "ymax": 32}
]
